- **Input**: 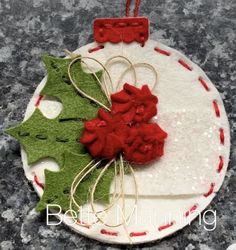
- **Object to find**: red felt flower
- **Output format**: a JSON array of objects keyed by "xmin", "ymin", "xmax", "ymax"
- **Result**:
[
  {"xmin": 123, "ymin": 123, "xmax": 167, "ymax": 164},
  {"xmin": 80, "ymin": 108, "xmax": 128, "ymax": 159},
  {"xmin": 111, "ymin": 83, "xmax": 158, "ymax": 124},
  {"xmin": 81, "ymin": 84, "xmax": 167, "ymax": 164}
]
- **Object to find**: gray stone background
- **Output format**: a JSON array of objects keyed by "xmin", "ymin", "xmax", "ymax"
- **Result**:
[{"xmin": 0, "ymin": 0, "xmax": 235, "ymax": 249}]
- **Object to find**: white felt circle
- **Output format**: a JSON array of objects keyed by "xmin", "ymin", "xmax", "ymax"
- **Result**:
[{"xmin": 22, "ymin": 40, "xmax": 230, "ymax": 244}]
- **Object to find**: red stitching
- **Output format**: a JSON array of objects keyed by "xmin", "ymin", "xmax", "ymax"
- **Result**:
[
  {"xmin": 116, "ymin": 22, "xmax": 127, "ymax": 27},
  {"xmin": 204, "ymin": 183, "xmax": 215, "ymax": 197},
  {"xmin": 130, "ymin": 231, "xmax": 147, "ymax": 237},
  {"xmin": 76, "ymin": 220, "xmax": 90, "ymax": 229},
  {"xmin": 219, "ymin": 128, "xmax": 225, "ymax": 145},
  {"xmin": 103, "ymin": 23, "xmax": 113, "ymax": 28},
  {"xmin": 198, "ymin": 77, "xmax": 210, "ymax": 91},
  {"xmin": 102, "ymin": 22, "xmax": 142, "ymax": 29},
  {"xmin": 178, "ymin": 59, "xmax": 192, "ymax": 71},
  {"xmin": 217, "ymin": 156, "xmax": 224, "ymax": 173},
  {"xmin": 158, "ymin": 221, "xmax": 174, "ymax": 231},
  {"xmin": 35, "ymin": 95, "xmax": 43, "ymax": 107},
  {"xmin": 34, "ymin": 175, "xmax": 44, "ymax": 190},
  {"xmin": 88, "ymin": 45, "xmax": 104, "ymax": 53},
  {"xmin": 185, "ymin": 204, "xmax": 198, "ymax": 217},
  {"xmin": 213, "ymin": 100, "xmax": 220, "ymax": 117},
  {"xmin": 100, "ymin": 229, "xmax": 118, "ymax": 236},
  {"xmin": 154, "ymin": 47, "xmax": 171, "ymax": 56},
  {"xmin": 113, "ymin": 22, "xmax": 142, "ymax": 28},
  {"xmin": 130, "ymin": 22, "xmax": 140, "ymax": 27}
]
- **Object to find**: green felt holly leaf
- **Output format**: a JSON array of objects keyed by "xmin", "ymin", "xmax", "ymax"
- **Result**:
[
  {"xmin": 36, "ymin": 151, "xmax": 115, "ymax": 212},
  {"xmin": 5, "ymin": 53, "xmax": 122, "ymax": 214},
  {"xmin": 41, "ymin": 54, "xmax": 109, "ymax": 120},
  {"xmin": 5, "ymin": 109, "xmax": 85, "ymax": 166}
]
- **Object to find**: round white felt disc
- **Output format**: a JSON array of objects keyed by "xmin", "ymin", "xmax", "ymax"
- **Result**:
[{"xmin": 22, "ymin": 40, "xmax": 230, "ymax": 244}]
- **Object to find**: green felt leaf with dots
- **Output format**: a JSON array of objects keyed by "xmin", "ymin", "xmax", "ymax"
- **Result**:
[
  {"xmin": 5, "ymin": 109, "xmax": 85, "ymax": 166},
  {"xmin": 40, "ymin": 54, "xmax": 109, "ymax": 120},
  {"xmin": 36, "ymin": 151, "xmax": 115, "ymax": 212}
]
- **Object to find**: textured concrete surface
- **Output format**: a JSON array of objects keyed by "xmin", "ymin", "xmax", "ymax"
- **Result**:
[{"xmin": 0, "ymin": 0, "xmax": 235, "ymax": 249}]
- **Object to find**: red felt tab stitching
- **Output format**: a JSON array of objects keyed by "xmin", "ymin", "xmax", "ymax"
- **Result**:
[
  {"xmin": 130, "ymin": 231, "xmax": 147, "ymax": 237},
  {"xmin": 93, "ymin": 17, "xmax": 149, "ymax": 46},
  {"xmin": 100, "ymin": 229, "xmax": 118, "ymax": 236}
]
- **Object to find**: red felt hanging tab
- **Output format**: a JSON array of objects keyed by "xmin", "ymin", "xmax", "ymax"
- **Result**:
[{"xmin": 93, "ymin": 17, "xmax": 149, "ymax": 46}]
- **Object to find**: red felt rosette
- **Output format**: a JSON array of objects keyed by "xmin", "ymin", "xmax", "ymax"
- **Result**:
[
  {"xmin": 80, "ymin": 108, "xmax": 128, "ymax": 159},
  {"xmin": 111, "ymin": 83, "xmax": 158, "ymax": 124},
  {"xmin": 81, "ymin": 83, "xmax": 167, "ymax": 164},
  {"xmin": 123, "ymin": 123, "xmax": 167, "ymax": 164}
]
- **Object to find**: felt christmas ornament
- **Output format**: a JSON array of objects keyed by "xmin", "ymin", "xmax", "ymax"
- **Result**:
[{"xmin": 5, "ymin": 0, "xmax": 230, "ymax": 245}]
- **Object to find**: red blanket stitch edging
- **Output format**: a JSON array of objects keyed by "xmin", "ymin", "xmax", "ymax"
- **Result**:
[{"xmin": 32, "ymin": 44, "xmax": 226, "ymax": 239}]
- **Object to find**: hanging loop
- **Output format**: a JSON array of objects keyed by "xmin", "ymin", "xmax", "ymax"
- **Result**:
[{"xmin": 125, "ymin": 0, "xmax": 141, "ymax": 17}]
